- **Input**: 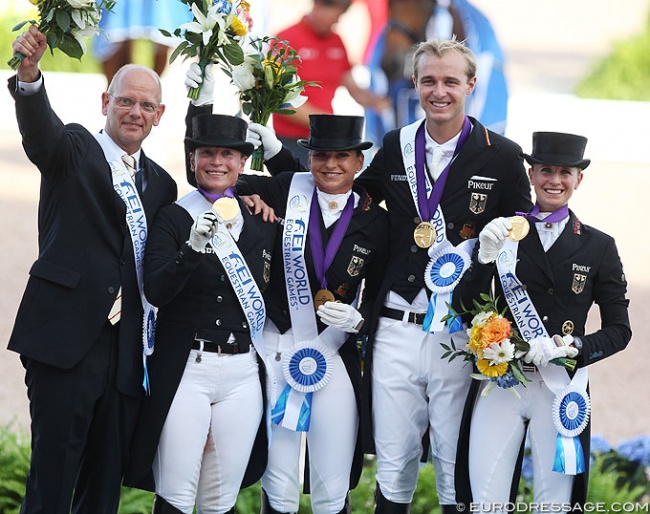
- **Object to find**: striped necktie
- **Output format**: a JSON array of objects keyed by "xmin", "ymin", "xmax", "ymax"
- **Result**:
[{"xmin": 122, "ymin": 154, "xmax": 142, "ymax": 193}]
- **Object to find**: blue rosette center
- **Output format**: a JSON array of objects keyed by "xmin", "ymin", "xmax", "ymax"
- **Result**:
[
  {"xmin": 553, "ymin": 386, "xmax": 591, "ymax": 437},
  {"xmin": 283, "ymin": 341, "xmax": 333, "ymax": 393},
  {"xmin": 424, "ymin": 248, "xmax": 470, "ymax": 294}
]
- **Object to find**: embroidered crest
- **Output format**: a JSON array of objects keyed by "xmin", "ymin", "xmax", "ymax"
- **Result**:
[
  {"xmin": 562, "ymin": 320, "xmax": 575, "ymax": 335},
  {"xmin": 347, "ymin": 256, "xmax": 364, "ymax": 277},
  {"xmin": 571, "ymin": 273, "xmax": 586, "ymax": 294},
  {"xmin": 459, "ymin": 221, "xmax": 476, "ymax": 240},
  {"xmin": 469, "ymin": 193, "xmax": 487, "ymax": 214}
]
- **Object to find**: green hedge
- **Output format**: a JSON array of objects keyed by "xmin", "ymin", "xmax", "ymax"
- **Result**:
[
  {"xmin": 576, "ymin": 14, "xmax": 650, "ymax": 101},
  {"xmin": 1, "ymin": 421, "xmax": 648, "ymax": 514}
]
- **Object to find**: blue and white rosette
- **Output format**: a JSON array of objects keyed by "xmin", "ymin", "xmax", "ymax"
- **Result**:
[
  {"xmin": 272, "ymin": 341, "xmax": 333, "ymax": 432},
  {"xmin": 142, "ymin": 304, "xmax": 156, "ymax": 393},
  {"xmin": 423, "ymin": 246, "xmax": 471, "ymax": 333},
  {"xmin": 552, "ymin": 384, "xmax": 591, "ymax": 475}
]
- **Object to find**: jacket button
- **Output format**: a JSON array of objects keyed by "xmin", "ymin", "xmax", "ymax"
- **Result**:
[
  {"xmin": 542, "ymin": 316, "xmax": 549, "ymax": 322},
  {"xmin": 548, "ymin": 288, "xmax": 555, "ymax": 295},
  {"xmin": 414, "ymin": 217, "xmax": 421, "ymax": 224},
  {"xmin": 447, "ymin": 222, "xmax": 454, "ymax": 229},
  {"xmin": 410, "ymin": 245, "xmax": 418, "ymax": 253},
  {"xmin": 242, "ymin": 322, "xmax": 248, "ymax": 329},
  {"xmin": 215, "ymin": 319, "xmax": 222, "ymax": 326},
  {"xmin": 407, "ymin": 275, "xmax": 416, "ymax": 283},
  {"xmin": 220, "ymin": 275, "xmax": 226, "ymax": 282},
  {"xmin": 108, "ymin": 286, "xmax": 116, "ymax": 294},
  {"xmin": 216, "ymin": 296, "xmax": 223, "ymax": 303}
]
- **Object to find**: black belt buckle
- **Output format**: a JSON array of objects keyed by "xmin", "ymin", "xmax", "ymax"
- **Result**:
[
  {"xmin": 409, "ymin": 312, "xmax": 426, "ymax": 326},
  {"xmin": 521, "ymin": 363, "xmax": 537, "ymax": 373}
]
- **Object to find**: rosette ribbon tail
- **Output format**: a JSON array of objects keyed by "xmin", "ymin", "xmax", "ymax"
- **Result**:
[
  {"xmin": 446, "ymin": 293, "xmax": 463, "ymax": 334},
  {"xmin": 553, "ymin": 433, "xmax": 586, "ymax": 475},
  {"xmin": 422, "ymin": 295, "xmax": 436, "ymax": 332},
  {"xmin": 271, "ymin": 385, "xmax": 312, "ymax": 432}
]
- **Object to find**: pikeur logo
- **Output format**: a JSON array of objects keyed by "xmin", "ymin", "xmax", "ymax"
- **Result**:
[
  {"xmin": 572, "ymin": 263, "xmax": 591, "ymax": 273},
  {"xmin": 468, "ymin": 179, "xmax": 495, "ymax": 190},
  {"xmin": 353, "ymin": 244, "xmax": 370, "ymax": 255},
  {"xmin": 391, "ymin": 175, "xmax": 408, "ymax": 181}
]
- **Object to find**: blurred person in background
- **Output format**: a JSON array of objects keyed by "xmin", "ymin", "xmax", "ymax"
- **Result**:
[{"xmin": 272, "ymin": 0, "xmax": 390, "ymax": 165}]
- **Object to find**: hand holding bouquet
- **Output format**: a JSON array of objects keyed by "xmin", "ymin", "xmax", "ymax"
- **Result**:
[
  {"xmin": 229, "ymin": 36, "xmax": 317, "ymax": 170},
  {"xmin": 8, "ymin": 0, "xmax": 115, "ymax": 70},
  {"xmin": 162, "ymin": 0, "xmax": 252, "ymax": 100}
]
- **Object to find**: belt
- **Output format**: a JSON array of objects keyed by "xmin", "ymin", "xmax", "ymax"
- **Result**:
[
  {"xmin": 521, "ymin": 363, "xmax": 538, "ymax": 373},
  {"xmin": 381, "ymin": 307, "xmax": 427, "ymax": 326},
  {"xmin": 191, "ymin": 339, "xmax": 251, "ymax": 355}
]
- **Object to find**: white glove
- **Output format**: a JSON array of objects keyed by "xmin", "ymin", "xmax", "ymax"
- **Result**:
[
  {"xmin": 317, "ymin": 302, "xmax": 364, "ymax": 334},
  {"xmin": 524, "ymin": 335, "xmax": 579, "ymax": 367},
  {"xmin": 478, "ymin": 217, "xmax": 512, "ymax": 264},
  {"xmin": 188, "ymin": 210, "xmax": 218, "ymax": 253},
  {"xmin": 247, "ymin": 122, "xmax": 282, "ymax": 160},
  {"xmin": 185, "ymin": 62, "xmax": 215, "ymax": 106}
]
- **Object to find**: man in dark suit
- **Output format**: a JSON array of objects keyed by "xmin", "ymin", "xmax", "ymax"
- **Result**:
[
  {"xmin": 8, "ymin": 25, "xmax": 177, "ymax": 514},
  {"xmin": 248, "ymin": 37, "xmax": 532, "ymax": 513}
]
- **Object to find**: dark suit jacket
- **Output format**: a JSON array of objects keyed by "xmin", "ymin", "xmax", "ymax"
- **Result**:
[
  {"xmin": 7, "ymin": 76, "xmax": 177, "ymax": 397},
  {"xmin": 452, "ymin": 212, "xmax": 632, "ymax": 506},
  {"xmin": 124, "ymin": 198, "xmax": 277, "ymax": 490}
]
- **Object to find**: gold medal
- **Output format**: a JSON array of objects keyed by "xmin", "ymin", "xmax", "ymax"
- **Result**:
[
  {"xmin": 507, "ymin": 215, "xmax": 530, "ymax": 241},
  {"xmin": 414, "ymin": 222, "xmax": 437, "ymax": 248},
  {"xmin": 314, "ymin": 289, "xmax": 335, "ymax": 310},
  {"xmin": 212, "ymin": 197, "xmax": 239, "ymax": 221}
]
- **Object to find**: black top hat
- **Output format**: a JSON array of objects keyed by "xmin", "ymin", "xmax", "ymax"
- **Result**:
[
  {"xmin": 298, "ymin": 115, "xmax": 373, "ymax": 152},
  {"xmin": 185, "ymin": 114, "xmax": 255, "ymax": 156},
  {"xmin": 524, "ymin": 132, "xmax": 590, "ymax": 170}
]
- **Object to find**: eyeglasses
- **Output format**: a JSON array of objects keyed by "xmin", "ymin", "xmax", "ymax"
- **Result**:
[{"xmin": 109, "ymin": 95, "xmax": 161, "ymax": 114}]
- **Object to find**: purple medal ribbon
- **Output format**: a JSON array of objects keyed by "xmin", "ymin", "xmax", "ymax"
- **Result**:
[
  {"xmin": 198, "ymin": 185, "xmax": 235, "ymax": 204},
  {"xmin": 415, "ymin": 116, "xmax": 472, "ymax": 221},
  {"xmin": 516, "ymin": 204, "xmax": 569, "ymax": 223},
  {"xmin": 308, "ymin": 190, "xmax": 355, "ymax": 290}
]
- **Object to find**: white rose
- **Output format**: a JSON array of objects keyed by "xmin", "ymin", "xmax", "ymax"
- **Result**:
[
  {"xmin": 67, "ymin": 0, "xmax": 94, "ymax": 8},
  {"xmin": 231, "ymin": 63, "xmax": 255, "ymax": 91}
]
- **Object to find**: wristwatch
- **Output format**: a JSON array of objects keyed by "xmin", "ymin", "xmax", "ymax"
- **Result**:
[{"xmin": 572, "ymin": 336, "xmax": 583, "ymax": 353}]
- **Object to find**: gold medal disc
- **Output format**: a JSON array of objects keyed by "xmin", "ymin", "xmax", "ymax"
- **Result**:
[
  {"xmin": 314, "ymin": 289, "xmax": 335, "ymax": 310},
  {"xmin": 414, "ymin": 222, "xmax": 437, "ymax": 248},
  {"xmin": 212, "ymin": 197, "xmax": 240, "ymax": 221},
  {"xmin": 507, "ymin": 215, "xmax": 530, "ymax": 241}
]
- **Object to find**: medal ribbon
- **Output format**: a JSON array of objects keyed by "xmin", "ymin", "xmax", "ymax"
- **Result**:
[
  {"xmin": 308, "ymin": 190, "xmax": 355, "ymax": 290},
  {"xmin": 415, "ymin": 116, "xmax": 472, "ymax": 221},
  {"xmin": 496, "ymin": 239, "xmax": 589, "ymax": 475},
  {"xmin": 516, "ymin": 204, "xmax": 569, "ymax": 224},
  {"xmin": 198, "ymin": 185, "xmax": 235, "ymax": 204},
  {"xmin": 109, "ymin": 158, "xmax": 156, "ymax": 395}
]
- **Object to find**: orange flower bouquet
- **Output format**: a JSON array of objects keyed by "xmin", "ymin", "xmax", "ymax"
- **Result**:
[{"xmin": 443, "ymin": 293, "xmax": 576, "ymax": 397}]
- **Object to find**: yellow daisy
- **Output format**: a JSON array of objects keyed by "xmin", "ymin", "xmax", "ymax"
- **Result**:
[{"xmin": 476, "ymin": 358, "xmax": 508, "ymax": 378}]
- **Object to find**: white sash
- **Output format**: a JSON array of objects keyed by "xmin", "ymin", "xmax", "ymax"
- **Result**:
[
  {"xmin": 496, "ymin": 239, "xmax": 590, "ymax": 475},
  {"xmin": 273, "ymin": 174, "xmax": 348, "ymax": 432},
  {"xmin": 177, "ymin": 191, "xmax": 268, "ymax": 360},
  {"xmin": 400, "ymin": 121, "xmax": 477, "ymax": 333},
  {"xmin": 109, "ymin": 158, "xmax": 156, "ymax": 394},
  {"xmin": 400, "ymin": 118, "xmax": 432, "ymax": 224}
]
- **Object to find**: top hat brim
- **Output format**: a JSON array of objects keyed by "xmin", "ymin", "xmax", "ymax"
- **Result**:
[
  {"xmin": 185, "ymin": 137, "xmax": 255, "ymax": 157},
  {"xmin": 524, "ymin": 154, "xmax": 591, "ymax": 170},
  {"xmin": 297, "ymin": 139, "xmax": 373, "ymax": 151}
]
